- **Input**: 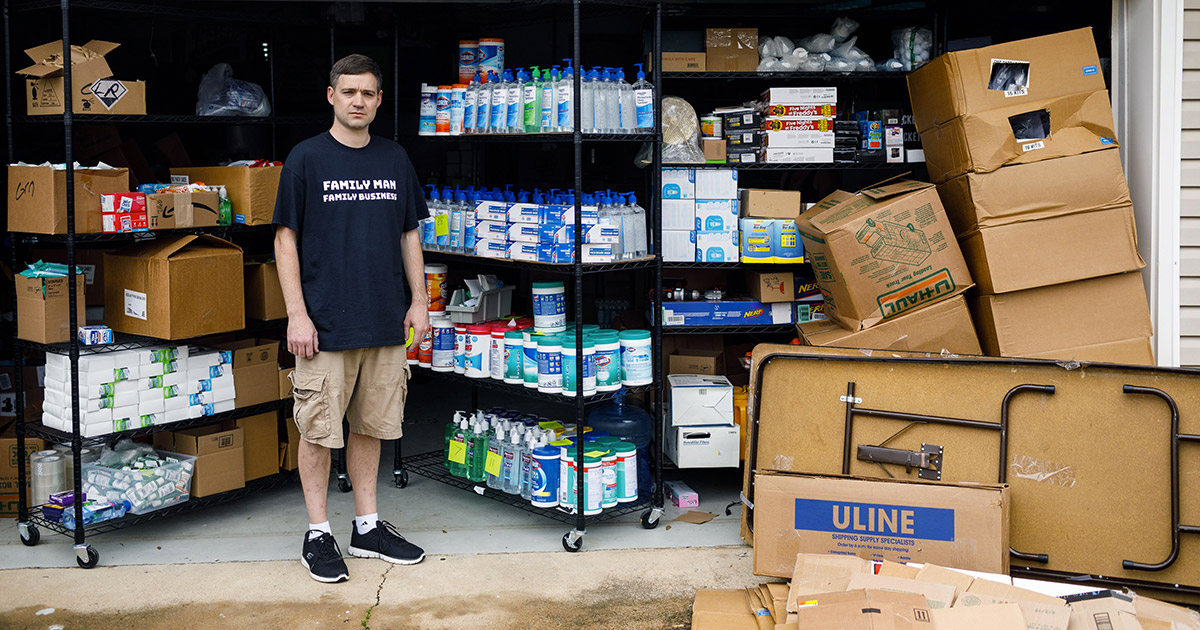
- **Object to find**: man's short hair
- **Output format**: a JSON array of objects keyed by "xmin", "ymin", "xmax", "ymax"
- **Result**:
[{"xmin": 330, "ymin": 54, "xmax": 383, "ymax": 91}]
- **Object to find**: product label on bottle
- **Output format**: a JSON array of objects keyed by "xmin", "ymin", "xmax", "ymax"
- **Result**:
[
  {"xmin": 635, "ymin": 88, "xmax": 654, "ymax": 129},
  {"xmin": 557, "ymin": 84, "xmax": 573, "ymax": 128},
  {"xmin": 622, "ymin": 345, "xmax": 652, "ymax": 382}
]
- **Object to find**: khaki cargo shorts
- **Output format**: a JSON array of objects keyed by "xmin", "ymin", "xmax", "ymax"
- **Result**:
[{"xmin": 290, "ymin": 345, "xmax": 410, "ymax": 449}]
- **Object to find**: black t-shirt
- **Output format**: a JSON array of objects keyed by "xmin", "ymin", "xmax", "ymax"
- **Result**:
[{"xmin": 273, "ymin": 132, "xmax": 429, "ymax": 351}]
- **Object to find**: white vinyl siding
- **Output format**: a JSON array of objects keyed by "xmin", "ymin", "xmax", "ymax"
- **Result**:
[{"xmin": 1182, "ymin": 0, "xmax": 1200, "ymax": 364}]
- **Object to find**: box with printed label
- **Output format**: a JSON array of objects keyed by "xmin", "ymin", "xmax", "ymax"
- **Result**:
[
  {"xmin": 720, "ymin": 108, "xmax": 762, "ymax": 131},
  {"xmin": 475, "ymin": 202, "xmax": 508, "ymax": 223},
  {"xmin": 702, "ymin": 139, "xmax": 726, "ymax": 163},
  {"xmin": 907, "ymin": 28, "xmax": 1106, "ymax": 133},
  {"xmin": 104, "ymin": 235, "xmax": 245, "ymax": 339},
  {"xmin": 764, "ymin": 104, "xmax": 837, "ymax": 118},
  {"xmin": 8, "ymin": 164, "xmax": 128, "ymax": 234},
  {"xmin": 476, "ymin": 221, "xmax": 509, "ymax": 240},
  {"xmin": 170, "ymin": 166, "xmax": 282, "ymax": 226},
  {"xmin": 102, "ymin": 211, "xmax": 149, "ymax": 234},
  {"xmin": 746, "ymin": 271, "xmax": 794, "ymax": 304},
  {"xmin": 666, "ymin": 425, "xmax": 740, "ymax": 468},
  {"xmin": 661, "ymin": 168, "xmax": 695, "ymax": 199},
  {"xmin": 760, "ymin": 87, "xmax": 838, "ymax": 105},
  {"xmin": 17, "ymin": 274, "xmax": 86, "ymax": 344},
  {"xmin": 145, "ymin": 191, "xmax": 221, "ymax": 230},
  {"xmin": 798, "ymin": 178, "xmax": 973, "ymax": 331},
  {"xmin": 0, "ymin": 424, "xmax": 45, "ymax": 515},
  {"xmin": 474, "ymin": 239, "xmax": 508, "ymax": 259},
  {"xmin": 798, "ymin": 294, "xmax": 981, "ymax": 354},
  {"xmin": 772, "ymin": 220, "xmax": 802, "ymax": 262},
  {"xmin": 668, "ymin": 374, "xmax": 734, "ymax": 427},
  {"xmin": 101, "ymin": 192, "xmax": 145, "ymax": 214},
  {"xmin": 669, "ymin": 349, "xmax": 725, "ymax": 376},
  {"xmin": 752, "ymin": 472, "xmax": 1009, "ymax": 579},
  {"xmin": 694, "ymin": 199, "xmax": 739, "ymax": 232},
  {"xmin": 762, "ymin": 118, "xmax": 834, "ymax": 132},
  {"xmin": 237, "ymin": 412, "xmax": 280, "ymax": 482},
  {"xmin": 761, "ymin": 148, "xmax": 834, "ymax": 164},
  {"xmin": 694, "ymin": 169, "xmax": 738, "ymax": 200},
  {"xmin": 663, "ymin": 199, "xmax": 696, "ymax": 231},
  {"xmin": 724, "ymin": 131, "xmax": 761, "ymax": 148},
  {"xmin": 581, "ymin": 243, "xmax": 617, "ymax": 263},
  {"xmin": 662, "ymin": 299, "xmax": 792, "ymax": 327},
  {"xmin": 761, "ymin": 130, "xmax": 836, "ymax": 148},
  {"xmin": 156, "ymin": 423, "xmax": 245, "ymax": 498},
  {"xmin": 656, "ymin": 52, "xmax": 706, "ymax": 73},
  {"xmin": 17, "ymin": 40, "xmax": 147, "ymax": 116},
  {"xmin": 739, "ymin": 218, "xmax": 774, "ymax": 263},
  {"xmin": 795, "ymin": 302, "xmax": 827, "ymax": 323},
  {"xmin": 507, "ymin": 242, "xmax": 539, "ymax": 262},
  {"xmin": 507, "ymin": 223, "xmax": 541, "ymax": 243},
  {"xmin": 213, "ymin": 339, "xmax": 278, "ymax": 408},
  {"xmin": 694, "ymin": 230, "xmax": 739, "ymax": 263},
  {"xmin": 507, "ymin": 203, "xmax": 540, "ymax": 224},
  {"xmin": 663, "ymin": 230, "xmax": 695, "ymax": 262}
]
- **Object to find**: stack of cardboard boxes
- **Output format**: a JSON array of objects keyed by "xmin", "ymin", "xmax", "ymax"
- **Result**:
[
  {"xmin": 794, "ymin": 177, "xmax": 983, "ymax": 355},
  {"xmin": 909, "ymin": 28, "xmax": 1153, "ymax": 365},
  {"xmin": 662, "ymin": 168, "xmax": 741, "ymax": 263},
  {"xmin": 738, "ymin": 189, "xmax": 803, "ymax": 264}
]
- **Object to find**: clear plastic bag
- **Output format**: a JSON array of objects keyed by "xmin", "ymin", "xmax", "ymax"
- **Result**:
[
  {"xmin": 830, "ymin": 17, "xmax": 860, "ymax": 43},
  {"xmin": 878, "ymin": 58, "xmax": 905, "ymax": 72},
  {"xmin": 797, "ymin": 33, "xmax": 836, "ymax": 54},
  {"xmin": 797, "ymin": 54, "xmax": 829, "ymax": 72},
  {"xmin": 825, "ymin": 58, "xmax": 855, "ymax": 73},
  {"xmin": 196, "ymin": 63, "xmax": 272, "ymax": 117},
  {"xmin": 892, "ymin": 27, "xmax": 933, "ymax": 71},
  {"xmin": 774, "ymin": 36, "xmax": 796, "ymax": 56},
  {"xmin": 660, "ymin": 96, "xmax": 706, "ymax": 164},
  {"xmin": 758, "ymin": 57, "xmax": 784, "ymax": 72}
]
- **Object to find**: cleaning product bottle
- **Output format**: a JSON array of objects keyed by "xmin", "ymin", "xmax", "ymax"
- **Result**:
[
  {"xmin": 428, "ymin": 185, "xmax": 448, "ymax": 252},
  {"xmin": 592, "ymin": 68, "xmax": 610, "ymax": 133},
  {"xmin": 506, "ymin": 69, "xmax": 523, "ymax": 133},
  {"xmin": 616, "ymin": 67, "xmax": 635, "ymax": 132},
  {"xmin": 464, "ymin": 71, "xmax": 481, "ymax": 134},
  {"xmin": 597, "ymin": 191, "xmax": 621, "ymax": 261},
  {"xmin": 477, "ymin": 72, "xmax": 493, "ymax": 134},
  {"xmin": 632, "ymin": 63, "xmax": 655, "ymax": 133},
  {"xmin": 524, "ymin": 66, "xmax": 541, "ymax": 133},
  {"xmin": 490, "ymin": 70, "xmax": 509, "ymax": 133},
  {"xmin": 606, "ymin": 68, "xmax": 621, "ymax": 132},
  {"xmin": 486, "ymin": 426, "xmax": 505, "ymax": 489},
  {"xmin": 444, "ymin": 411, "xmax": 463, "ymax": 468},
  {"xmin": 557, "ymin": 59, "xmax": 575, "ymax": 132},
  {"xmin": 468, "ymin": 419, "xmax": 489, "ymax": 483},
  {"xmin": 456, "ymin": 187, "xmax": 474, "ymax": 253},
  {"xmin": 448, "ymin": 418, "xmax": 468, "ymax": 477},
  {"xmin": 519, "ymin": 432, "xmax": 536, "ymax": 500},
  {"xmin": 501, "ymin": 429, "xmax": 521, "ymax": 494},
  {"xmin": 541, "ymin": 67, "xmax": 557, "ymax": 132},
  {"xmin": 581, "ymin": 67, "xmax": 597, "ymax": 133},
  {"xmin": 626, "ymin": 192, "xmax": 648, "ymax": 258}
]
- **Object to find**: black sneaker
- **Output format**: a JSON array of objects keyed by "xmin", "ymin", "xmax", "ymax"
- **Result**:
[
  {"xmin": 348, "ymin": 520, "xmax": 425, "ymax": 565},
  {"xmin": 301, "ymin": 531, "xmax": 350, "ymax": 583}
]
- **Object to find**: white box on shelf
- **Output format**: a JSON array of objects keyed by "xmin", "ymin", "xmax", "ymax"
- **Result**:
[
  {"xmin": 476, "ymin": 221, "xmax": 509, "ymax": 240},
  {"xmin": 695, "ymin": 169, "xmax": 738, "ymax": 199},
  {"xmin": 663, "ymin": 199, "xmax": 696, "ymax": 231},
  {"xmin": 581, "ymin": 243, "xmax": 618, "ymax": 263},
  {"xmin": 665, "ymin": 425, "xmax": 740, "ymax": 468},
  {"xmin": 761, "ymin": 87, "xmax": 838, "ymax": 105},
  {"xmin": 662, "ymin": 167, "xmax": 695, "ymax": 199},
  {"xmin": 507, "ymin": 223, "xmax": 541, "ymax": 243},
  {"xmin": 668, "ymin": 374, "xmax": 735, "ymax": 426},
  {"xmin": 694, "ymin": 230, "xmax": 740, "ymax": 263},
  {"xmin": 138, "ymin": 398, "xmax": 165, "ymax": 415},
  {"xmin": 475, "ymin": 239, "xmax": 509, "ymax": 259},
  {"xmin": 761, "ymin": 148, "xmax": 834, "ymax": 163},
  {"xmin": 694, "ymin": 199, "xmax": 739, "ymax": 232},
  {"xmin": 507, "ymin": 242, "xmax": 539, "ymax": 262},
  {"xmin": 663, "ymin": 230, "xmax": 696, "ymax": 262},
  {"xmin": 138, "ymin": 362, "xmax": 164, "ymax": 378}
]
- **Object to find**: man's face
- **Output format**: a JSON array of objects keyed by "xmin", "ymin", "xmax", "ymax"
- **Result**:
[{"xmin": 328, "ymin": 73, "xmax": 381, "ymax": 130}]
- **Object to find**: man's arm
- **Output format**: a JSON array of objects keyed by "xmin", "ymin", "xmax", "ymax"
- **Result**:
[
  {"xmin": 275, "ymin": 225, "xmax": 320, "ymax": 359},
  {"xmin": 401, "ymin": 228, "xmax": 429, "ymax": 348}
]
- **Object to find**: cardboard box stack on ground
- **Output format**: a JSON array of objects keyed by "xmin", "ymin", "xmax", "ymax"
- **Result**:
[
  {"xmin": 793, "ymin": 177, "xmax": 978, "ymax": 354},
  {"xmin": 907, "ymin": 28, "xmax": 1152, "ymax": 364},
  {"xmin": 666, "ymin": 374, "xmax": 738, "ymax": 468},
  {"xmin": 7, "ymin": 164, "xmax": 129, "ymax": 234},
  {"xmin": 103, "ymin": 235, "xmax": 245, "ymax": 339},
  {"xmin": 15, "ymin": 40, "xmax": 147, "ymax": 116},
  {"xmin": 154, "ymin": 423, "xmax": 245, "ymax": 498},
  {"xmin": 738, "ymin": 189, "xmax": 804, "ymax": 264},
  {"xmin": 170, "ymin": 166, "xmax": 282, "ymax": 226}
]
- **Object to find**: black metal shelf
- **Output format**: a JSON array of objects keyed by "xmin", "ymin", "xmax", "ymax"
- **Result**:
[
  {"xmin": 14, "ymin": 223, "xmax": 273, "ymax": 244},
  {"xmin": 23, "ymin": 400, "xmax": 288, "ymax": 446},
  {"xmin": 422, "ymin": 368, "xmax": 651, "ymax": 406},
  {"xmin": 663, "ymin": 324, "xmax": 796, "ymax": 335},
  {"xmin": 423, "ymin": 251, "xmax": 657, "ymax": 275},
  {"xmin": 686, "ymin": 162, "xmax": 918, "ymax": 170},
  {"xmin": 15, "ymin": 319, "xmax": 286, "ymax": 356},
  {"xmin": 406, "ymin": 449, "xmax": 651, "ymax": 525},
  {"xmin": 27, "ymin": 472, "xmax": 297, "ymax": 538},
  {"xmin": 14, "ymin": 114, "xmax": 329, "ymax": 125},
  {"xmin": 663, "ymin": 260, "xmax": 807, "ymax": 269},
  {"xmin": 662, "ymin": 71, "xmax": 909, "ymax": 81},
  {"xmin": 419, "ymin": 132, "xmax": 655, "ymax": 143}
]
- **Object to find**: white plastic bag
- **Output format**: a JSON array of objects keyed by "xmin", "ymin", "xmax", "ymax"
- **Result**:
[
  {"xmin": 892, "ymin": 27, "xmax": 933, "ymax": 71},
  {"xmin": 797, "ymin": 33, "xmax": 836, "ymax": 54},
  {"xmin": 196, "ymin": 63, "xmax": 272, "ymax": 117},
  {"xmin": 798, "ymin": 54, "xmax": 828, "ymax": 72},
  {"xmin": 757, "ymin": 57, "xmax": 784, "ymax": 72},
  {"xmin": 830, "ymin": 16, "xmax": 860, "ymax": 43},
  {"xmin": 773, "ymin": 36, "xmax": 796, "ymax": 56}
]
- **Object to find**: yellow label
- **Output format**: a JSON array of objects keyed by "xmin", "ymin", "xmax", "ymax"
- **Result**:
[
  {"xmin": 799, "ymin": 600, "xmax": 819, "ymax": 608},
  {"xmin": 485, "ymin": 451, "xmax": 502, "ymax": 477},
  {"xmin": 448, "ymin": 440, "xmax": 467, "ymax": 464},
  {"xmin": 585, "ymin": 450, "xmax": 607, "ymax": 458},
  {"xmin": 434, "ymin": 213, "xmax": 449, "ymax": 237}
]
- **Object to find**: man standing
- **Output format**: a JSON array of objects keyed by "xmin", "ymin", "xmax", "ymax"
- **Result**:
[{"xmin": 274, "ymin": 54, "xmax": 430, "ymax": 583}]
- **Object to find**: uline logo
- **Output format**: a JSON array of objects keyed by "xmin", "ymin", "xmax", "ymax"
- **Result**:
[
  {"xmin": 794, "ymin": 498, "xmax": 955, "ymax": 542},
  {"xmin": 743, "ymin": 308, "xmax": 763, "ymax": 318},
  {"xmin": 877, "ymin": 269, "xmax": 955, "ymax": 319},
  {"xmin": 832, "ymin": 505, "xmax": 916, "ymax": 534}
]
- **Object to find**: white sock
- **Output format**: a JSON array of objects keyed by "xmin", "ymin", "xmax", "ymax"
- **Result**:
[
  {"xmin": 308, "ymin": 521, "xmax": 332, "ymax": 541},
  {"xmin": 356, "ymin": 513, "xmax": 378, "ymax": 535}
]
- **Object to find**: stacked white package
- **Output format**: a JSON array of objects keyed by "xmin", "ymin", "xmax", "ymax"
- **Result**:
[{"xmin": 183, "ymin": 349, "xmax": 236, "ymax": 419}]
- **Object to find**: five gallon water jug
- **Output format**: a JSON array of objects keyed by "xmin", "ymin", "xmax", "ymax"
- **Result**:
[{"xmin": 586, "ymin": 390, "xmax": 653, "ymax": 496}]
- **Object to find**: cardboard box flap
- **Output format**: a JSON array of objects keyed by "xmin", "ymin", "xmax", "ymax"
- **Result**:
[
  {"xmin": 215, "ymin": 338, "xmax": 280, "ymax": 367},
  {"xmin": 846, "ymin": 573, "xmax": 958, "ymax": 610},
  {"xmin": 18, "ymin": 40, "xmax": 117, "ymax": 78},
  {"xmin": 858, "ymin": 178, "xmax": 930, "ymax": 201},
  {"xmin": 693, "ymin": 589, "xmax": 761, "ymax": 630},
  {"xmin": 931, "ymin": 603, "xmax": 1027, "ymax": 630},
  {"xmin": 114, "ymin": 234, "xmax": 243, "ymax": 261}
]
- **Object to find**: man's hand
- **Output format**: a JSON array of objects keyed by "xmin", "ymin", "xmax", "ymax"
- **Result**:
[
  {"xmin": 404, "ymin": 303, "xmax": 430, "ymax": 350},
  {"xmin": 288, "ymin": 313, "xmax": 320, "ymax": 360}
]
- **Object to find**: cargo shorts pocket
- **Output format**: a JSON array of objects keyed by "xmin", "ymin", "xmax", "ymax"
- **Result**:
[{"xmin": 291, "ymin": 371, "xmax": 333, "ymax": 441}]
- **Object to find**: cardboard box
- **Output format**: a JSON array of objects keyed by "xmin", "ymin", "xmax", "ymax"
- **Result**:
[
  {"xmin": 279, "ymin": 367, "xmax": 295, "ymax": 399},
  {"xmin": 956, "ymin": 579, "xmax": 1071, "ymax": 630},
  {"xmin": 971, "ymin": 272, "xmax": 1153, "ymax": 364},
  {"xmin": 739, "ymin": 189, "xmax": 802, "ymax": 219},
  {"xmin": 658, "ymin": 52, "xmax": 706, "ymax": 73},
  {"xmin": 668, "ymin": 349, "xmax": 724, "ymax": 376},
  {"xmin": 245, "ymin": 261, "xmax": 286, "ymax": 320},
  {"xmin": 920, "ymin": 89, "xmax": 1117, "ymax": 184},
  {"xmin": 761, "ymin": 87, "xmax": 838, "ymax": 106},
  {"xmin": 1066, "ymin": 591, "xmax": 1143, "ymax": 630},
  {"xmin": 158, "ymin": 423, "xmax": 244, "ymax": 497},
  {"xmin": 145, "ymin": 191, "xmax": 221, "ymax": 230},
  {"xmin": 104, "ymin": 235, "xmax": 245, "ymax": 339},
  {"xmin": 662, "ymin": 167, "xmax": 695, "ymax": 199},
  {"xmin": 662, "ymin": 299, "xmax": 792, "ymax": 327},
  {"xmin": 752, "ymin": 472, "xmax": 1009, "ymax": 579},
  {"xmin": 8, "ymin": 164, "xmax": 129, "ymax": 234},
  {"xmin": 30, "ymin": 247, "xmax": 109, "ymax": 306},
  {"xmin": 662, "ymin": 230, "xmax": 695, "ymax": 262},
  {"xmin": 691, "ymin": 589, "xmax": 758, "ymax": 630},
  {"xmin": 662, "ymin": 199, "xmax": 695, "ymax": 231},
  {"xmin": 761, "ymin": 130, "xmax": 836, "ymax": 148},
  {"xmin": 695, "ymin": 168, "xmax": 738, "ymax": 199},
  {"xmin": 762, "ymin": 148, "xmax": 835, "ymax": 163},
  {"xmin": 785, "ymin": 553, "xmax": 874, "ymax": 610},
  {"xmin": 907, "ymin": 28, "xmax": 1106, "ymax": 133},
  {"xmin": 17, "ymin": 274, "xmax": 86, "ymax": 344},
  {"xmin": 706, "ymin": 28, "xmax": 758, "ymax": 72},
  {"xmin": 695, "ymin": 199, "xmax": 739, "ymax": 232},
  {"xmin": 739, "ymin": 218, "xmax": 774, "ymax": 263},
  {"xmin": 798, "ymin": 179, "xmax": 973, "ymax": 331},
  {"xmin": 281, "ymin": 415, "xmax": 300, "ymax": 471},
  {"xmin": 668, "ymin": 374, "xmax": 734, "ymax": 426},
  {"xmin": 665, "ymin": 424, "xmax": 739, "ymax": 468},
  {"xmin": 237, "ymin": 412, "xmax": 279, "ymax": 481},
  {"xmin": 694, "ymin": 230, "xmax": 739, "ymax": 263},
  {"xmin": 0, "ymin": 424, "xmax": 45, "ymax": 516},
  {"xmin": 792, "ymin": 589, "xmax": 935, "ymax": 629},
  {"xmin": 960, "ymin": 204, "xmax": 1143, "ymax": 294},
  {"xmin": 747, "ymin": 271, "xmax": 795, "ymax": 304},
  {"xmin": 703, "ymin": 139, "xmax": 726, "ymax": 162},
  {"xmin": 171, "ymin": 166, "xmax": 282, "ymax": 226},
  {"xmin": 214, "ymin": 339, "xmax": 280, "ymax": 408},
  {"xmin": 798, "ymin": 295, "xmax": 981, "ymax": 355},
  {"xmin": 16, "ymin": 40, "xmax": 148, "ymax": 116},
  {"xmin": 933, "ymin": 604, "xmax": 1028, "ymax": 630}
]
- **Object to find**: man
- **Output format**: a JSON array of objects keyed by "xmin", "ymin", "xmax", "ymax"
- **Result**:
[{"xmin": 274, "ymin": 54, "xmax": 430, "ymax": 583}]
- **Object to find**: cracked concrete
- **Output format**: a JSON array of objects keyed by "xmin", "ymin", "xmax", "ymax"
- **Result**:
[{"xmin": 0, "ymin": 546, "xmax": 762, "ymax": 629}]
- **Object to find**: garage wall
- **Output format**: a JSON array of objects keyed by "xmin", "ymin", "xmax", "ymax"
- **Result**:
[{"xmin": 1183, "ymin": 1, "xmax": 1200, "ymax": 365}]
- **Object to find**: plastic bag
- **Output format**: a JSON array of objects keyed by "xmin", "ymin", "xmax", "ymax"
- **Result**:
[
  {"xmin": 830, "ymin": 16, "xmax": 860, "ymax": 43},
  {"xmin": 196, "ymin": 63, "xmax": 272, "ymax": 117},
  {"xmin": 878, "ymin": 58, "xmax": 905, "ymax": 72},
  {"xmin": 797, "ymin": 33, "xmax": 836, "ymax": 54},
  {"xmin": 797, "ymin": 54, "xmax": 828, "ymax": 72},
  {"xmin": 825, "ymin": 58, "xmax": 854, "ymax": 73},
  {"xmin": 757, "ymin": 57, "xmax": 784, "ymax": 72},
  {"xmin": 892, "ymin": 27, "xmax": 933, "ymax": 71},
  {"xmin": 660, "ymin": 96, "xmax": 706, "ymax": 164},
  {"xmin": 774, "ymin": 36, "xmax": 796, "ymax": 56}
]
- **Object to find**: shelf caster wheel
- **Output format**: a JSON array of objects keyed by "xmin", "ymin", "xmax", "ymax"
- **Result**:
[
  {"xmin": 18, "ymin": 523, "xmax": 39, "ymax": 547},
  {"xmin": 393, "ymin": 470, "xmax": 409, "ymax": 488},
  {"xmin": 337, "ymin": 476, "xmax": 352, "ymax": 493},
  {"xmin": 641, "ymin": 508, "xmax": 663, "ymax": 530},
  {"xmin": 562, "ymin": 530, "xmax": 584, "ymax": 553},
  {"xmin": 75, "ymin": 545, "xmax": 99, "ymax": 569}
]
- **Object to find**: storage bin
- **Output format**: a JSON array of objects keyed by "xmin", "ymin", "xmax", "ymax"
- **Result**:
[
  {"xmin": 445, "ymin": 285, "xmax": 515, "ymax": 324},
  {"xmin": 81, "ymin": 450, "xmax": 196, "ymax": 515}
]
